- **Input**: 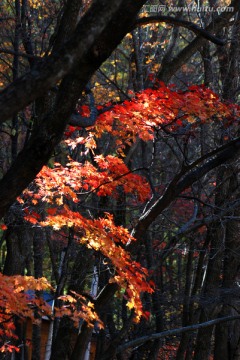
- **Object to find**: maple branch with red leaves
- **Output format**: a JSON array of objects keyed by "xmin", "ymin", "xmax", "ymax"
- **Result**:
[{"xmin": 0, "ymin": 0, "xmax": 148, "ymax": 218}]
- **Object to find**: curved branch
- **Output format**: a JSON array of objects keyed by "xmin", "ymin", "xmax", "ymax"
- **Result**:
[
  {"xmin": 69, "ymin": 88, "xmax": 98, "ymax": 127},
  {"xmin": 156, "ymin": 0, "xmax": 240, "ymax": 83},
  {"xmin": 116, "ymin": 315, "xmax": 240, "ymax": 354},
  {"xmin": 135, "ymin": 16, "xmax": 225, "ymax": 45},
  {"xmin": 157, "ymin": 197, "xmax": 240, "ymax": 263},
  {"xmin": 132, "ymin": 136, "xmax": 240, "ymax": 240}
]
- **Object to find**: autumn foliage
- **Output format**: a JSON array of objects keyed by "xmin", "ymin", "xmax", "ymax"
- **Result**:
[
  {"xmin": 1, "ymin": 84, "xmax": 239, "ymax": 352},
  {"xmin": 96, "ymin": 84, "xmax": 239, "ymax": 146},
  {"xmin": 0, "ymin": 275, "xmax": 51, "ymax": 353}
]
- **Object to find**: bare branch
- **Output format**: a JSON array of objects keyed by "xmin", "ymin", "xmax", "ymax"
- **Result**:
[
  {"xmin": 117, "ymin": 315, "xmax": 240, "ymax": 353},
  {"xmin": 156, "ymin": 0, "xmax": 240, "ymax": 82},
  {"xmin": 135, "ymin": 16, "xmax": 225, "ymax": 45},
  {"xmin": 132, "ymin": 136, "xmax": 240, "ymax": 240},
  {"xmin": 0, "ymin": 48, "xmax": 37, "ymax": 59}
]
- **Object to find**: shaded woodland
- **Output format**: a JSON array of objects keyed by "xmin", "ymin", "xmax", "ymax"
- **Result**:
[{"xmin": 0, "ymin": 0, "xmax": 240, "ymax": 359}]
